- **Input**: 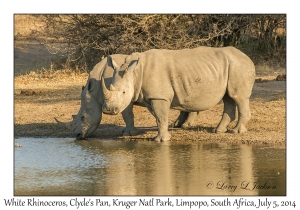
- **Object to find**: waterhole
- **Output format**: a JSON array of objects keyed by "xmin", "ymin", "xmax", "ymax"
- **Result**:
[{"xmin": 14, "ymin": 138, "xmax": 285, "ymax": 196}]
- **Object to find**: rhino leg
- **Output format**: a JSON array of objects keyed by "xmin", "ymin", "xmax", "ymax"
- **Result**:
[
  {"xmin": 231, "ymin": 97, "xmax": 251, "ymax": 133},
  {"xmin": 170, "ymin": 111, "xmax": 199, "ymax": 128},
  {"xmin": 121, "ymin": 102, "xmax": 138, "ymax": 136},
  {"xmin": 214, "ymin": 93, "xmax": 236, "ymax": 133},
  {"xmin": 181, "ymin": 112, "xmax": 199, "ymax": 128},
  {"xmin": 170, "ymin": 111, "xmax": 188, "ymax": 128},
  {"xmin": 146, "ymin": 105, "xmax": 155, "ymax": 117},
  {"xmin": 225, "ymin": 60, "xmax": 254, "ymax": 133},
  {"xmin": 151, "ymin": 99, "xmax": 171, "ymax": 142}
]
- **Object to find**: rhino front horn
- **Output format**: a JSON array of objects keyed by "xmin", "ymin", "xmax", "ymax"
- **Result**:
[
  {"xmin": 101, "ymin": 77, "xmax": 111, "ymax": 100},
  {"xmin": 54, "ymin": 117, "xmax": 72, "ymax": 130}
]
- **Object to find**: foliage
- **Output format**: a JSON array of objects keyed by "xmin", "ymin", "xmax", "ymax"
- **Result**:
[{"xmin": 18, "ymin": 14, "xmax": 286, "ymax": 72}]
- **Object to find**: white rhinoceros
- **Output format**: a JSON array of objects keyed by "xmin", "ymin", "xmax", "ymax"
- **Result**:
[
  {"xmin": 55, "ymin": 54, "xmax": 199, "ymax": 139},
  {"xmin": 102, "ymin": 46, "xmax": 256, "ymax": 142}
]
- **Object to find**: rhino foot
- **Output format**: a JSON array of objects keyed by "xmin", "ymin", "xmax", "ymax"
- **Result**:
[
  {"xmin": 122, "ymin": 128, "xmax": 139, "ymax": 136},
  {"xmin": 154, "ymin": 133, "xmax": 171, "ymax": 142},
  {"xmin": 231, "ymin": 124, "xmax": 247, "ymax": 134},
  {"xmin": 181, "ymin": 122, "xmax": 194, "ymax": 129},
  {"xmin": 212, "ymin": 127, "xmax": 227, "ymax": 133},
  {"xmin": 170, "ymin": 122, "xmax": 194, "ymax": 129}
]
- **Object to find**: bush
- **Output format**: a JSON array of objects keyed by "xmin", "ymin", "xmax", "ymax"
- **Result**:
[{"xmin": 16, "ymin": 14, "xmax": 286, "ymax": 72}]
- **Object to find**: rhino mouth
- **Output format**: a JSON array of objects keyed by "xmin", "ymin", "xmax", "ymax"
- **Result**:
[{"xmin": 76, "ymin": 133, "xmax": 85, "ymax": 140}]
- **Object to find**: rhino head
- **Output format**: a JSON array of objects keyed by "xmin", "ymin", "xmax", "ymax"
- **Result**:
[
  {"xmin": 55, "ymin": 78, "xmax": 103, "ymax": 139},
  {"xmin": 55, "ymin": 54, "xmax": 130, "ymax": 139},
  {"xmin": 102, "ymin": 55, "xmax": 138, "ymax": 115}
]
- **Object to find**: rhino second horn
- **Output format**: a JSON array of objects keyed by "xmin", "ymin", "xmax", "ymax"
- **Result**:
[
  {"xmin": 54, "ymin": 117, "xmax": 72, "ymax": 130},
  {"xmin": 110, "ymin": 84, "xmax": 116, "ymax": 91},
  {"xmin": 101, "ymin": 77, "xmax": 111, "ymax": 100}
]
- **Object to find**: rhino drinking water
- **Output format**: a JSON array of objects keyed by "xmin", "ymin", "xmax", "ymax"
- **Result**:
[
  {"xmin": 102, "ymin": 47, "xmax": 256, "ymax": 142},
  {"xmin": 55, "ymin": 54, "xmax": 199, "ymax": 139}
]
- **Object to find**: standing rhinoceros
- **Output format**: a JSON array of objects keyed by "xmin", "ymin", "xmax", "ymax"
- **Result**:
[
  {"xmin": 102, "ymin": 46, "xmax": 256, "ymax": 142},
  {"xmin": 55, "ymin": 54, "xmax": 199, "ymax": 139}
]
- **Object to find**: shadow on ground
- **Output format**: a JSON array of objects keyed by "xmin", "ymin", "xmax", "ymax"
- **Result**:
[{"xmin": 14, "ymin": 123, "xmax": 155, "ymax": 139}]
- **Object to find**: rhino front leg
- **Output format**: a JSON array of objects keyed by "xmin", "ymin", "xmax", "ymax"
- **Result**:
[
  {"xmin": 151, "ymin": 99, "xmax": 171, "ymax": 142},
  {"xmin": 121, "ymin": 102, "xmax": 138, "ymax": 136}
]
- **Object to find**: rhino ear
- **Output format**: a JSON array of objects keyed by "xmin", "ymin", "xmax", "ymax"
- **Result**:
[
  {"xmin": 128, "ymin": 59, "xmax": 139, "ymax": 71},
  {"xmin": 122, "ymin": 59, "xmax": 138, "ymax": 77},
  {"xmin": 107, "ymin": 55, "xmax": 119, "ymax": 70},
  {"xmin": 88, "ymin": 79, "xmax": 95, "ymax": 92}
]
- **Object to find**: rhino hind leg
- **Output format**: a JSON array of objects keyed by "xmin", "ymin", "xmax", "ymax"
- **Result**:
[
  {"xmin": 181, "ymin": 112, "xmax": 199, "ymax": 128},
  {"xmin": 224, "ymin": 59, "xmax": 254, "ymax": 133},
  {"xmin": 170, "ymin": 112, "xmax": 199, "ymax": 128},
  {"xmin": 170, "ymin": 111, "xmax": 189, "ymax": 128},
  {"xmin": 151, "ymin": 99, "xmax": 171, "ymax": 142},
  {"xmin": 214, "ymin": 93, "xmax": 236, "ymax": 133},
  {"xmin": 230, "ymin": 97, "xmax": 251, "ymax": 133}
]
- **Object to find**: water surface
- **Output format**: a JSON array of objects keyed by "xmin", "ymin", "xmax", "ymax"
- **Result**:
[{"xmin": 14, "ymin": 138, "xmax": 286, "ymax": 196}]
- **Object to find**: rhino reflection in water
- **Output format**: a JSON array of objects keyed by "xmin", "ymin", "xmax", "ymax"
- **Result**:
[
  {"xmin": 102, "ymin": 47, "xmax": 256, "ymax": 141},
  {"xmin": 55, "ymin": 54, "xmax": 199, "ymax": 140}
]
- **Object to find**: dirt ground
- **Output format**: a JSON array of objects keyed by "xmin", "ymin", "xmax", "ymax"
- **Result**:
[{"xmin": 14, "ymin": 41, "xmax": 286, "ymax": 146}]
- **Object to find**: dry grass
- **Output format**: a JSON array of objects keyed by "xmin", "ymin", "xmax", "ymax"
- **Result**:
[{"xmin": 14, "ymin": 70, "xmax": 87, "ymax": 123}]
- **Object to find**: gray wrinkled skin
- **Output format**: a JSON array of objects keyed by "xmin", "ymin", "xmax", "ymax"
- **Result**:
[
  {"xmin": 102, "ymin": 47, "xmax": 256, "ymax": 142},
  {"xmin": 56, "ymin": 54, "xmax": 198, "ymax": 140}
]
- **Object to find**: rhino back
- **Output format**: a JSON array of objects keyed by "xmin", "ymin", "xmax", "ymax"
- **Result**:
[{"xmin": 138, "ymin": 47, "xmax": 232, "ymax": 111}]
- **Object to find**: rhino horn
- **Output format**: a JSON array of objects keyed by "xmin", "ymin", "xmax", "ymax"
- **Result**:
[
  {"xmin": 101, "ymin": 77, "xmax": 111, "ymax": 100},
  {"xmin": 110, "ymin": 84, "xmax": 116, "ymax": 91},
  {"xmin": 54, "ymin": 117, "xmax": 72, "ymax": 130}
]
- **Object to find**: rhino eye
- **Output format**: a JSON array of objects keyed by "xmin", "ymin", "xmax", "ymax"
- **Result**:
[{"xmin": 81, "ymin": 116, "xmax": 85, "ymax": 121}]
